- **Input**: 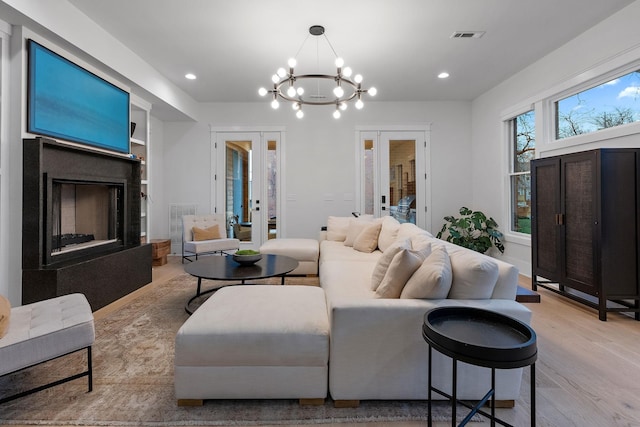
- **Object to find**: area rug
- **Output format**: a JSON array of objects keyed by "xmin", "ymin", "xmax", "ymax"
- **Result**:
[{"xmin": 0, "ymin": 273, "xmax": 479, "ymax": 425}]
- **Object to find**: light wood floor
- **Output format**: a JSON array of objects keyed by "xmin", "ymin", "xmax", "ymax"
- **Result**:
[{"xmin": 86, "ymin": 256, "xmax": 640, "ymax": 426}]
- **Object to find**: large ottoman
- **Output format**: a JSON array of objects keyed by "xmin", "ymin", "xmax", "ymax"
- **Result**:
[
  {"xmin": 174, "ymin": 285, "xmax": 329, "ymax": 405},
  {"xmin": 259, "ymin": 238, "xmax": 319, "ymax": 275}
]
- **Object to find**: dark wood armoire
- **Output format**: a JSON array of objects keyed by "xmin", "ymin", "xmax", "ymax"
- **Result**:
[{"xmin": 531, "ymin": 148, "xmax": 640, "ymax": 321}]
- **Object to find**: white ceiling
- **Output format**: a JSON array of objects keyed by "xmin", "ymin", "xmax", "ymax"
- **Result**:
[{"xmin": 66, "ymin": 0, "xmax": 633, "ymax": 107}]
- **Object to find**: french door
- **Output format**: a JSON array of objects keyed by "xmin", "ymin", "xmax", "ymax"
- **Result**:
[
  {"xmin": 213, "ymin": 131, "xmax": 281, "ymax": 249},
  {"xmin": 358, "ymin": 129, "xmax": 431, "ymax": 231}
]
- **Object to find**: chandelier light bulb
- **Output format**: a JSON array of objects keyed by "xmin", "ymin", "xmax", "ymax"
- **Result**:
[
  {"xmin": 333, "ymin": 109, "xmax": 341, "ymax": 119},
  {"xmin": 271, "ymin": 74, "xmax": 279, "ymax": 83},
  {"xmin": 355, "ymin": 99, "xmax": 364, "ymax": 109},
  {"xmin": 335, "ymin": 57, "xmax": 344, "ymax": 68},
  {"xmin": 354, "ymin": 74, "xmax": 363, "ymax": 83},
  {"xmin": 288, "ymin": 58, "xmax": 297, "ymax": 68},
  {"xmin": 258, "ymin": 87, "xmax": 268, "ymax": 97},
  {"xmin": 297, "ymin": 87, "xmax": 304, "ymax": 96},
  {"xmin": 296, "ymin": 109, "xmax": 304, "ymax": 119},
  {"xmin": 271, "ymin": 99, "xmax": 279, "ymax": 109},
  {"xmin": 368, "ymin": 87, "xmax": 377, "ymax": 96},
  {"xmin": 343, "ymin": 67, "xmax": 352, "ymax": 77},
  {"xmin": 277, "ymin": 68, "xmax": 287, "ymax": 78},
  {"xmin": 287, "ymin": 86, "xmax": 297, "ymax": 97},
  {"xmin": 292, "ymin": 102, "xmax": 300, "ymax": 110},
  {"xmin": 333, "ymin": 86, "xmax": 344, "ymax": 98},
  {"xmin": 339, "ymin": 102, "xmax": 347, "ymax": 111}
]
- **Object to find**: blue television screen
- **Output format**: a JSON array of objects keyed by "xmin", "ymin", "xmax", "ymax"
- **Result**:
[{"xmin": 27, "ymin": 40, "xmax": 130, "ymax": 153}]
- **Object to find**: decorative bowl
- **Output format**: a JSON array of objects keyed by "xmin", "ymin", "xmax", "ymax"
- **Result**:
[{"xmin": 232, "ymin": 252, "xmax": 262, "ymax": 265}]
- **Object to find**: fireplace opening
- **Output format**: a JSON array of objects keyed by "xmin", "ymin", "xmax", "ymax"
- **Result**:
[{"xmin": 48, "ymin": 178, "xmax": 125, "ymax": 263}]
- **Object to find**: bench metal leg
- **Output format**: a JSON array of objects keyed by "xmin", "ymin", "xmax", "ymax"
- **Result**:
[{"xmin": 0, "ymin": 346, "xmax": 93, "ymax": 404}]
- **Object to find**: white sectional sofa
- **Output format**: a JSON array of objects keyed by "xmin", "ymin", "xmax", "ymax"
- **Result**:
[
  {"xmin": 319, "ymin": 215, "xmax": 531, "ymax": 403},
  {"xmin": 174, "ymin": 214, "xmax": 532, "ymax": 406}
]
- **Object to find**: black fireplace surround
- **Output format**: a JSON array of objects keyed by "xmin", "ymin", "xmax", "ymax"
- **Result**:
[{"xmin": 22, "ymin": 138, "xmax": 152, "ymax": 310}]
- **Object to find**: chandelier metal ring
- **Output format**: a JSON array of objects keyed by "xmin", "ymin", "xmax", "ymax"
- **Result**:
[{"xmin": 274, "ymin": 74, "xmax": 362, "ymax": 106}]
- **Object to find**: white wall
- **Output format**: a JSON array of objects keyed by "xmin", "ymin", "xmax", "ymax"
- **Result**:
[
  {"xmin": 471, "ymin": 0, "xmax": 640, "ymax": 275},
  {"xmin": 161, "ymin": 100, "xmax": 472, "ymax": 242}
]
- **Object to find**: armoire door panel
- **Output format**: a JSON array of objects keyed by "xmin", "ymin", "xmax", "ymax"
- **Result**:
[
  {"xmin": 562, "ymin": 155, "xmax": 596, "ymax": 293},
  {"xmin": 531, "ymin": 158, "xmax": 560, "ymax": 280}
]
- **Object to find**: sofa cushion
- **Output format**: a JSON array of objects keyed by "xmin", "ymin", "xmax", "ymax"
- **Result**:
[
  {"xmin": 396, "ymin": 222, "xmax": 433, "ymax": 241},
  {"xmin": 0, "ymin": 295, "xmax": 10, "ymax": 338},
  {"xmin": 370, "ymin": 238, "xmax": 411, "ymax": 290},
  {"xmin": 377, "ymin": 216, "xmax": 401, "ymax": 252},
  {"xmin": 327, "ymin": 216, "xmax": 352, "ymax": 242},
  {"xmin": 375, "ymin": 246, "xmax": 431, "ymax": 298},
  {"xmin": 448, "ymin": 249, "xmax": 500, "ymax": 299},
  {"xmin": 401, "ymin": 246, "xmax": 452, "ymax": 299},
  {"xmin": 192, "ymin": 224, "xmax": 221, "ymax": 241},
  {"xmin": 353, "ymin": 222, "xmax": 382, "ymax": 253}
]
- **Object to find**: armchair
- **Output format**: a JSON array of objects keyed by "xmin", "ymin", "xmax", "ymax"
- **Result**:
[{"xmin": 182, "ymin": 214, "xmax": 240, "ymax": 263}]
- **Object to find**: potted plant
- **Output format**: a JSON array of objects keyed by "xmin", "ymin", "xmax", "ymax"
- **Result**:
[{"xmin": 436, "ymin": 207, "xmax": 505, "ymax": 254}]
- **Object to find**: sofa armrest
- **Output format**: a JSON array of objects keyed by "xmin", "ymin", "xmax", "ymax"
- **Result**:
[{"xmin": 328, "ymin": 297, "xmax": 531, "ymax": 400}]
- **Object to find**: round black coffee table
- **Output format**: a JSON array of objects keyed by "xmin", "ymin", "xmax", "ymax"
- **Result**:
[
  {"xmin": 422, "ymin": 306, "xmax": 537, "ymax": 427},
  {"xmin": 183, "ymin": 254, "xmax": 299, "ymax": 314}
]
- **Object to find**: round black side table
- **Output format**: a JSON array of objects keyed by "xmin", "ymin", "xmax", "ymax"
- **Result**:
[
  {"xmin": 183, "ymin": 254, "xmax": 299, "ymax": 314},
  {"xmin": 422, "ymin": 307, "xmax": 537, "ymax": 427}
]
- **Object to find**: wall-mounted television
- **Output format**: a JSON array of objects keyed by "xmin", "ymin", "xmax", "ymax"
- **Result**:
[{"xmin": 27, "ymin": 40, "xmax": 130, "ymax": 154}]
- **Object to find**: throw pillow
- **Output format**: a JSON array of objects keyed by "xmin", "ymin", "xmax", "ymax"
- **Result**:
[
  {"xmin": 401, "ymin": 246, "xmax": 452, "ymax": 299},
  {"xmin": 326, "ymin": 216, "xmax": 352, "ymax": 242},
  {"xmin": 375, "ymin": 246, "xmax": 431, "ymax": 298},
  {"xmin": 343, "ymin": 217, "xmax": 375, "ymax": 247},
  {"xmin": 353, "ymin": 222, "xmax": 382, "ymax": 253},
  {"xmin": 377, "ymin": 216, "xmax": 401, "ymax": 252},
  {"xmin": 447, "ymin": 249, "xmax": 500, "ymax": 299},
  {"xmin": 192, "ymin": 224, "xmax": 221, "ymax": 241},
  {"xmin": 0, "ymin": 295, "xmax": 10, "ymax": 339},
  {"xmin": 370, "ymin": 238, "xmax": 411, "ymax": 290}
]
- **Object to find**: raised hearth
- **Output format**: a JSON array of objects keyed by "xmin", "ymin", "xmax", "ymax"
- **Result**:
[{"xmin": 22, "ymin": 137, "xmax": 152, "ymax": 310}]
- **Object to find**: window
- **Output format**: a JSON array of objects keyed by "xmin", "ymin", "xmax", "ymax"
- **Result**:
[
  {"xmin": 508, "ymin": 111, "xmax": 535, "ymax": 235},
  {"xmin": 556, "ymin": 70, "xmax": 640, "ymax": 139}
]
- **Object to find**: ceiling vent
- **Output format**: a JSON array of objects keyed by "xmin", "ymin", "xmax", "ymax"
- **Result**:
[{"xmin": 450, "ymin": 31, "xmax": 485, "ymax": 39}]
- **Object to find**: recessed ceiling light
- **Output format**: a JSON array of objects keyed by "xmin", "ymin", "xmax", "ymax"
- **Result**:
[
  {"xmin": 185, "ymin": 73, "xmax": 197, "ymax": 80},
  {"xmin": 438, "ymin": 72, "xmax": 450, "ymax": 79}
]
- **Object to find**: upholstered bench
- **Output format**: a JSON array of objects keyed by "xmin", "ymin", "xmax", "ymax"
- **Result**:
[
  {"xmin": 259, "ymin": 238, "xmax": 319, "ymax": 275},
  {"xmin": 175, "ymin": 285, "xmax": 329, "ymax": 405},
  {"xmin": 0, "ymin": 293, "xmax": 95, "ymax": 403}
]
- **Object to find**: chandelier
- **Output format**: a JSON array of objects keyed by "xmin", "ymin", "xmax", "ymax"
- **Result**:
[{"xmin": 258, "ymin": 25, "xmax": 377, "ymax": 119}]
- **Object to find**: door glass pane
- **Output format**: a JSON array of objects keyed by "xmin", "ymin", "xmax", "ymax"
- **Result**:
[
  {"xmin": 388, "ymin": 140, "xmax": 416, "ymax": 224},
  {"xmin": 363, "ymin": 139, "xmax": 374, "ymax": 215},
  {"xmin": 267, "ymin": 140, "xmax": 277, "ymax": 239},
  {"xmin": 226, "ymin": 141, "xmax": 252, "ymax": 241}
]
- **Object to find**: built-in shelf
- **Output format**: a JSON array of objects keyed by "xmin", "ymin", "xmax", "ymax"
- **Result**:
[{"xmin": 130, "ymin": 95, "xmax": 151, "ymax": 243}]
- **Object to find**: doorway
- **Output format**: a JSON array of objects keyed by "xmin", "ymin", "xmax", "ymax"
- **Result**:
[
  {"xmin": 213, "ymin": 131, "xmax": 282, "ymax": 249},
  {"xmin": 357, "ymin": 128, "xmax": 431, "ymax": 231}
]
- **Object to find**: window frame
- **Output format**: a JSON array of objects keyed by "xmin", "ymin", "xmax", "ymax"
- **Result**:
[
  {"xmin": 504, "ymin": 109, "xmax": 535, "ymax": 243},
  {"xmin": 543, "ymin": 59, "xmax": 640, "ymax": 152}
]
